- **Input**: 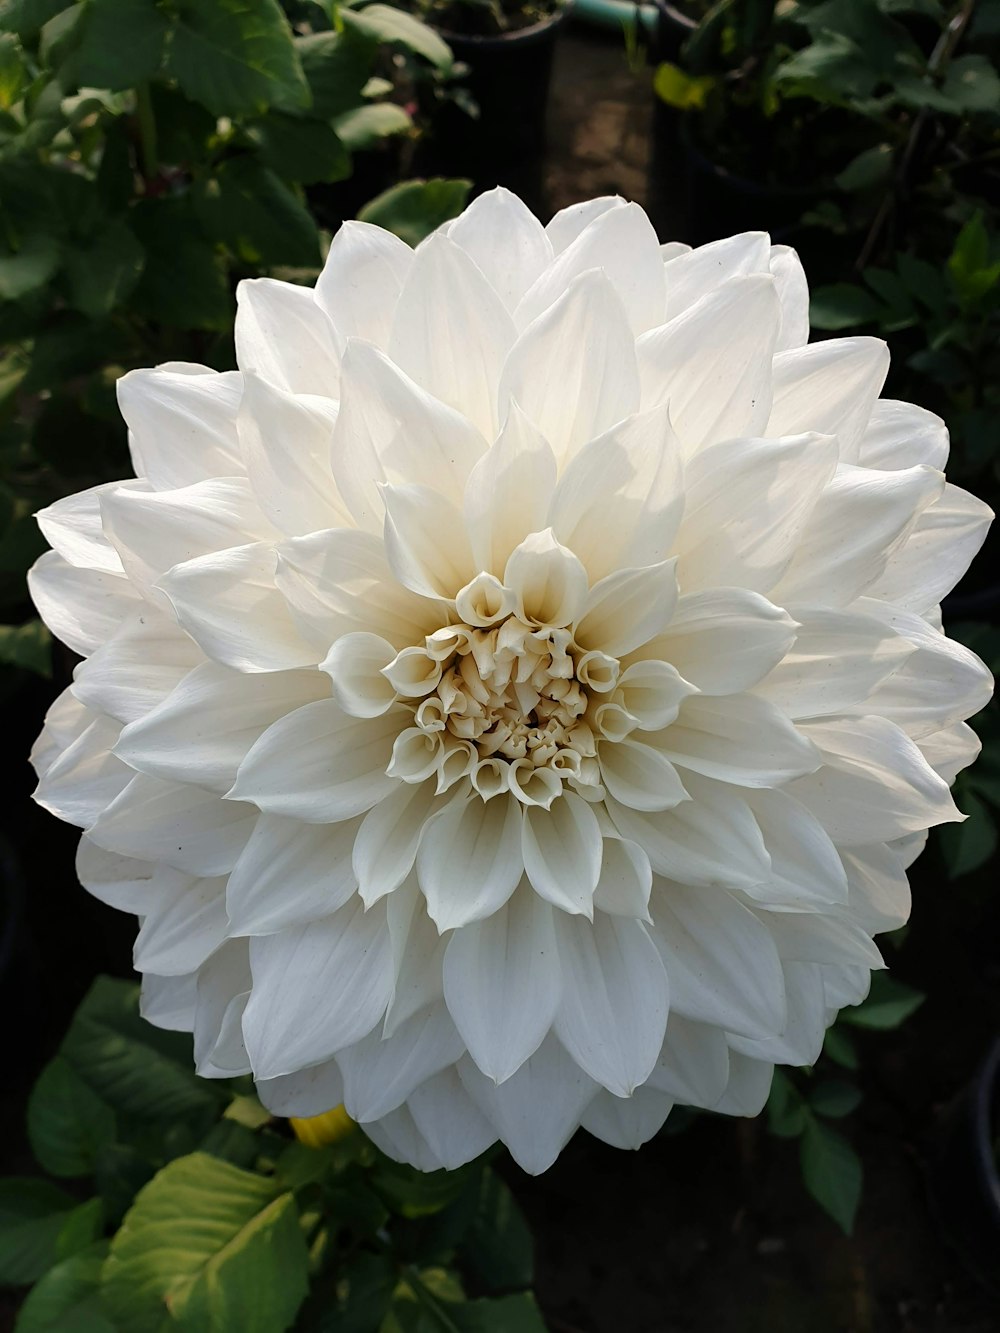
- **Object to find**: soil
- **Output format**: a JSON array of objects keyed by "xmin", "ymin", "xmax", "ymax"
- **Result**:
[{"xmin": 3, "ymin": 22, "xmax": 1000, "ymax": 1333}]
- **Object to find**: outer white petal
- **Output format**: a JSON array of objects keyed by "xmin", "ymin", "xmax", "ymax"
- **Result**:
[
  {"xmin": 87, "ymin": 775, "xmax": 255, "ymax": 877},
  {"xmin": 728, "ymin": 960, "xmax": 827, "ymax": 1067},
  {"xmin": 159, "ymin": 543, "xmax": 317, "ymax": 672},
  {"xmin": 315, "ymin": 219, "xmax": 412, "ymax": 350},
  {"xmin": 646, "ymin": 1013, "xmax": 730, "ymax": 1107},
  {"xmin": 256, "ymin": 1060, "xmax": 345, "ymax": 1118},
  {"xmin": 636, "ymin": 275, "xmax": 779, "ymax": 456},
  {"xmin": 789, "ymin": 716, "xmax": 964, "ymax": 844},
  {"xmin": 773, "ymin": 464, "xmax": 945, "ymax": 608},
  {"xmin": 712, "ymin": 1052, "xmax": 774, "ymax": 1117},
  {"xmin": 516, "ymin": 201, "xmax": 666, "ymax": 336},
  {"xmin": 576, "ymin": 560, "xmax": 679, "ymax": 657},
  {"xmin": 71, "ymin": 612, "xmax": 204, "ymax": 724},
  {"xmin": 448, "ymin": 187, "xmax": 553, "ymax": 310},
  {"xmin": 580, "ymin": 1086, "xmax": 674, "ymax": 1150},
  {"xmin": 36, "ymin": 482, "xmax": 126, "ymax": 573},
  {"xmin": 662, "ymin": 232, "xmax": 771, "ymax": 323},
  {"xmin": 235, "ymin": 277, "xmax": 339, "ymax": 396},
  {"xmin": 498, "ymin": 269, "xmax": 640, "ymax": 465},
  {"xmin": 742, "ymin": 788, "xmax": 849, "ymax": 909},
  {"xmin": 766, "ymin": 337, "xmax": 889, "ymax": 463},
  {"xmin": 117, "ymin": 366, "xmax": 243, "ymax": 490},
  {"xmin": 226, "ymin": 812, "xmax": 362, "ymax": 935},
  {"xmin": 330, "ymin": 338, "xmax": 486, "ymax": 532},
  {"xmin": 76, "ymin": 837, "xmax": 156, "ymax": 911},
  {"xmin": 676, "ymin": 433, "xmax": 837, "ymax": 594},
  {"xmin": 919, "ymin": 721, "xmax": 981, "ymax": 786},
  {"xmin": 458, "ymin": 1034, "xmax": 599, "ymax": 1174},
  {"xmin": 228, "ymin": 699, "xmax": 402, "ymax": 823},
  {"xmin": 759, "ymin": 909, "xmax": 883, "ymax": 970},
  {"xmin": 276, "ymin": 527, "xmax": 443, "ymax": 651},
  {"xmin": 389, "ymin": 231, "xmax": 515, "ymax": 437},
  {"xmin": 416, "ymin": 791, "xmax": 523, "ymax": 930},
  {"xmin": 132, "ymin": 869, "xmax": 228, "ymax": 975},
  {"xmin": 651, "ymin": 694, "xmax": 820, "ymax": 787},
  {"xmin": 115, "ymin": 663, "xmax": 328, "ymax": 794},
  {"xmin": 753, "ymin": 607, "xmax": 915, "ymax": 719},
  {"xmin": 338, "ymin": 1005, "xmax": 464, "ymax": 1121},
  {"xmin": 607, "ymin": 776, "xmax": 771, "ymax": 889},
  {"xmin": 443, "ymin": 888, "xmax": 560, "ymax": 1083},
  {"xmin": 34, "ymin": 713, "xmax": 132, "ymax": 829},
  {"xmin": 384, "ymin": 873, "xmax": 448, "ymax": 1034},
  {"xmin": 554, "ymin": 911, "xmax": 669, "ymax": 1096},
  {"xmin": 648, "ymin": 881, "xmax": 786, "ymax": 1041},
  {"xmin": 463, "ymin": 403, "xmax": 557, "ymax": 576},
  {"xmin": 769, "ymin": 244, "xmax": 810, "ymax": 351},
  {"xmin": 29, "ymin": 553, "xmax": 142, "ymax": 657},
  {"xmin": 353, "ymin": 782, "xmax": 446, "ymax": 907},
  {"xmin": 243, "ymin": 897, "xmax": 393, "ymax": 1078},
  {"xmin": 592, "ymin": 835, "xmax": 653, "ymax": 919},
  {"xmin": 637, "ymin": 588, "xmax": 796, "ymax": 695},
  {"xmin": 859, "ymin": 399, "xmax": 949, "ymax": 472},
  {"xmin": 382, "ymin": 482, "xmax": 475, "ymax": 600},
  {"xmin": 522, "ymin": 794, "xmax": 603, "ymax": 916},
  {"xmin": 841, "ymin": 844, "xmax": 912, "ymax": 933},
  {"xmin": 864, "ymin": 483, "xmax": 992, "ymax": 614},
  {"xmin": 545, "ymin": 195, "xmax": 626, "ymax": 253},
  {"xmin": 398, "ymin": 1068, "xmax": 499, "ymax": 1171},
  {"xmin": 238, "ymin": 373, "xmax": 349, "ymax": 536},
  {"xmin": 548, "ymin": 404, "xmax": 684, "ymax": 582},
  {"xmin": 193, "ymin": 941, "xmax": 252, "ymax": 1077},
  {"xmin": 140, "ymin": 971, "xmax": 198, "ymax": 1033},
  {"xmin": 359, "ymin": 1103, "xmax": 450, "ymax": 1173}
]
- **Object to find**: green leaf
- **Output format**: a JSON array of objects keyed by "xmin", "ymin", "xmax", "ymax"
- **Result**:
[
  {"xmin": 0, "ymin": 31, "xmax": 26, "ymax": 107},
  {"xmin": 333, "ymin": 100, "xmax": 411, "ymax": 152},
  {"xmin": 64, "ymin": 219, "xmax": 144, "ymax": 318},
  {"xmin": 834, "ymin": 143, "xmax": 893, "ymax": 192},
  {"xmin": 193, "ymin": 156, "xmax": 320, "ymax": 266},
  {"xmin": 450, "ymin": 1294, "xmax": 548, "ymax": 1332},
  {"xmin": 808, "ymin": 1079, "xmax": 862, "ymax": 1119},
  {"xmin": 822, "ymin": 1025, "xmax": 859, "ymax": 1070},
  {"xmin": 460, "ymin": 1170, "xmax": 533, "ymax": 1292},
  {"xmin": 765, "ymin": 1068, "xmax": 807, "ymax": 1139},
  {"xmin": 653, "ymin": 61, "xmax": 715, "ymax": 109},
  {"xmin": 0, "ymin": 620, "xmax": 51, "ymax": 674},
  {"xmin": 295, "ymin": 25, "xmax": 377, "ymax": 120},
  {"xmin": 940, "ymin": 55, "xmax": 1000, "ymax": 113},
  {"xmin": 28, "ymin": 1056, "xmax": 117, "ymax": 1178},
  {"xmin": 371, "ymin": 1153, "xmax": 475, "ymax": 1218},
  {"xmin": 948, "ymin": 212, "xmax": 1000, "ymax": 311},
  {"xmin": 167, "ymin": 0, "xmax": 310, "ymax": 117},
  {"xmin": 358, "ymin": 178, "xmax": 471, "ymax": 248},
  {"xmin": 939, "ymin": 788, "xmax": 997, "ymax": 878},
  {"xmin": 13, "ymin": 1241, "xmax": 114, "ymax": 1333},
  {"xmin": 58, "ymin": 975, "xmax": 223, "ymax": 1124},
  {"xmin": 0, "ymin": 1180, "xmax": 95, "ymax": 1287},
  {"xmin": 103, "ymin": 1153, "xmax": 309, "ymax": 1333},
  {"xmin": 799, "ymin": 1118, "xmax": 862, "ymax": 1234},
  {"xmin": 246, "ymin": 112, "xmax": 350, "ymax": 183},
  {"xmin": 0, "ymin": 0, "xmax": 69, "ymax": 37},
  {"xmin": 129, "ymin": 196, "xmax": 231, "ymax": 330},
  {"xmin": 0, "ymin": 233, "xmax": 60, "ymax": 301},
  {"xmin": 809, "ymin": 282, "xmax": 882, "ymax": 330},
  {"xmin": 68, "ymin": 0, "xmax": 168, "ymax": 91},
  {"xmin": 346, "ymin": 4, "xmax": 452, "ymax": 70},
  {"xmin": 841, "ymin": 971, "xmax": 924, "ymax": 1030}
]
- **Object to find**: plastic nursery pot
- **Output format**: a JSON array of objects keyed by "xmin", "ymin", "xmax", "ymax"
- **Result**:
[
  {"xmin": 653, "ymin": 0, "xmax": 696, "ymax": 63},
  {"xmin": 675, "ymin": 113, "xmax": 819, "ymax": 245},
  {"xmin": 929, "ymin": 1035, "xmax": 1000, "ymax": 1292},
  {"xmin": 433, "ymin": 3, "xmax": 572, "ymax": 166}
]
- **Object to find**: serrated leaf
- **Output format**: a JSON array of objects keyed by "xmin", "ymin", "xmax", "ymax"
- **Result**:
[
  {"xmin": 64, "ymin": 219, "xmax": 144, "ymax": 318},
  {"xmin": 193, "ymin": 156, "xmax": 320, "ymax": 266},
  {"xmin": 103, "ymin": 1153, "xmax": 308, "ymax": 1333},
  {"xmin": 809, "ymin": 282, "xmax": 882, "ymax": 330},
  {"xmin": 0, "ymin": 1181, "xmax": 96, "ymax": 1287},
  {"xmin": 0, "ymin": 619, "xmax": 51, "ymax": 674},
  {"xmin": 358, "ymin": 177, "xmax": 470, "ymax": 247},
  {"xmin": 58, "ymin": 975, "xmax": 224, "ymax": 1124},
  {"xmin": 841, "ymin": 971, "xmax": 924, "ymax": 1030},
  {"xmin": 13, "ymin": 1241, "xmax": 113, "ymax": 1333},
  {"xmin": 346, "ymin": 4, "xmax": 452, "ymax": 70},
  {"xmin": 0, "ymin": 233, "xmax": 59, "ymax": 300},
  {"xmin": 167, "ymin": 0, "xmax": 310, "ymax": 117},
  {"xmin": 28, "ymin": 1056, "xmax": 117, "ymax": 1178},
  {"xmin": 68, "ymin": 0, "xmax": 168, "ymax": 91},
  {"xmin": 799, "ymin": 1118, "xmax": 862, "ymax": 1234}
]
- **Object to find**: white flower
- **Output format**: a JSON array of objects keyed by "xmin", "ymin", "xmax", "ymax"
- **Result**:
[{"xmin": 29, "ymin": 191, "xmax": 993, "ymax": 1174}]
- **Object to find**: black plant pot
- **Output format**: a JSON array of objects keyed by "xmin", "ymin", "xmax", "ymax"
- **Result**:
[
  {"xmin": 929, "ymin": 1036, "xmax": 1000, "ymax": 1291},
  {"xmin": 653, "ymin": 0, "xmax": 696, "ymax": 63},
  {"xmin": 415, "ymin": 5, "xmax": 570, "ymax": 203},
  {"xmin": 676, "ymin": 115, "xmax": 819, "ymax": 245}
]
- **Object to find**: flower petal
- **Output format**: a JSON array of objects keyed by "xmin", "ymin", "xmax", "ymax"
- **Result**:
[
  {"xmin": 646, "ymin": 1013, "xmax": 730, "ymax": 1107},
  {"xmin": 235, "ymin": 277, "xmax": 339, "ymax": 396},
  {"xmin": 353, "ymin": 781, "xmax": 447, "ymax": 907},
  {"xmin": 522, "ymin": 793, "xmax": 603, "ymax": 916},
  {"xmin": 662, "ymin": 232, "xmax": 771, "ymax": 322},
  {"xmin": 858, "ymin": 399, "xmax": 949, "ymax": 472},
  {"xmin": 34, "ymin": 713, "xmax": 132, "ymax": 829},
  {"xmin": 382, "ymin": 482, "xmax": 475, "ymax": 599},
  {"xmin": 463, "ymin": 402, "xmax": 557, "ymax": 575},
  {"xmin": 314, "ymin": 219, "xmax": 412, "ymax": 349},
  {"xmin": 504, "ymin": 529, "xmax": 589, "ymax": 628},
  {"xmin": 28, "ymin": 553, "xmax": 141, "ymax": 657},
  {"xmin": 545, "ymin": 195, "xmax": 626, "ymax": 253},
  {"xmin": 416, "ymin": 791, "xmax": 524, "ymax": 930},
  {"xmin": 575, "ymin": 559, "xmax": 679, "ymax": 657},
  {"xmin": 769, "ymin": 244, "xmax": 810, "ymax": 351},
  {"xmin": 651, "ymin": 694, "xmax": 820, "ymax": 787},
  {"xmin": 36, "ymin": 482, "xmax": 127, "ymax": 573},
  {"xmin": 767, "ymin": 337, "xmax": 889, "ymax": 463},
  {"xmin": 132, "ymin": 869, "xmax": 228, "ymax": 975},
  {"xmin": 580, "ymin": 1085, "xmax": 674, "ymax": 1149},
  {"xmin": 117, "ymin": 366, "xmax": 243, "ymax": 491},
  {"xmin": 448, "ymin": 186, "xmax": 553, "ymax": 310},
  {"xmin": 71, "ymin": 612, "xmax": 203, "ymax": 724},
  {"xmin": 338, "ymin": 1005, "xmax": 464, "ymax": 1121},
  {"xmin": 597, "ymin": 739, "xmax": 689, "ymax": 812}
]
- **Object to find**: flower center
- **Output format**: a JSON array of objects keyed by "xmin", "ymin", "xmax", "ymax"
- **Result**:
[{"xmin": 383, "ymin": 609, "xmax": 620, "ymax": 808}]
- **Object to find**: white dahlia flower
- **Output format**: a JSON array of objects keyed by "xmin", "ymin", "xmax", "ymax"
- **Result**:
[{"xmin": 29, "ymin": 192, "xmax": 993, "ymax": 1174}]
